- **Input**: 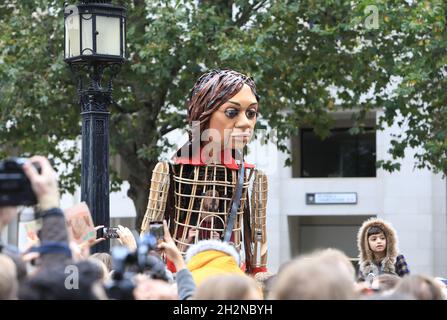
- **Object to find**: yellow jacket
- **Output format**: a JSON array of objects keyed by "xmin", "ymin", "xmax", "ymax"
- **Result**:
[{"xmin": 186, "ymin": 241, "xmax": 244, "ymax": 286}]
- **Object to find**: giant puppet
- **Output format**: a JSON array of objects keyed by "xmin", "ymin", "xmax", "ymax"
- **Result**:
[{"xmin": 140, "ymin": 69, "xmax": 268, "ymax": 274}]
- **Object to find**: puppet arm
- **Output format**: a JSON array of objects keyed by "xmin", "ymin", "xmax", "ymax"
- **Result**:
[
  {"xmin": 140, "ymin": 161, "xmax": 170, "ymax": 235},
  {"xmin": 249, "ymin": 169, "xmax": 268, "ymax": 274}
]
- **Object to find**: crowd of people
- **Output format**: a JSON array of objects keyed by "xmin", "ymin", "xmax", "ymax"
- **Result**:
[{"xmin": 0, "ymin": 156, "xmax": 446, "ymax": 300}]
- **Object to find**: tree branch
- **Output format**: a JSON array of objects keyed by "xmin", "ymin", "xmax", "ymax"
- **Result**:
[
  {"xmin": 235, "ymin": 0, "xmax": 268, "ymax": 27},
  {"xmin": 160, "ymin": 123, "xmax": 183, "ymax": 136},
  {"xmin": 112, "ymin": 103, "xmax": 140, "ymax": 114},
  {"xmin": 154, "ymin": 60, "xmax": 184, "ymax": 115}
]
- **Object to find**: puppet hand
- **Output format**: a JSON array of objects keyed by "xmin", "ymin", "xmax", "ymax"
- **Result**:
[
  {"xmin": 187, "ymin": 228, "xmax": 197, "ymax": 244},
  {"xmin": 211, "ymin": 231, "xmax": 221, "ymax": 240}
]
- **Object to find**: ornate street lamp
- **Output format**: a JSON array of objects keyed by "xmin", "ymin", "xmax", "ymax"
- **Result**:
[{"xmin": 64, "ymin": 0, "xmax": 126, "ymax": 252}]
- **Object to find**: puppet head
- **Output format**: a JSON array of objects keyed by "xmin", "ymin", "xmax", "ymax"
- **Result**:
[{"xmin": 187, "ymin": 69, "xmax": 259, "ymax": 153}]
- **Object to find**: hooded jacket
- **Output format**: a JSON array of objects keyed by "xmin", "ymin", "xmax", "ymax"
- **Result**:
[
  {"xmin": 185, "ymin": 240, "xmax": 245, "ymax": 286},
  {"xmin": 357, "ymin": 218, "xmax": 410, "ymax": 280}
]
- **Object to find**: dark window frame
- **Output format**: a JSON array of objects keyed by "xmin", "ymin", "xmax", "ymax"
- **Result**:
[{"xmin": 298, "ymin": 127, "xmax": 376, "ymax": 178}]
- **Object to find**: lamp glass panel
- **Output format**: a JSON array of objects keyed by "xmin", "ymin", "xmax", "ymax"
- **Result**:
[
  {"xmin": 96, "ymin": 16, "xmax": 121, "ymax": 56},
  {"xmin": 65, "ymin": 13, "xmax": 80, "ymax": 58},
  {"xmin": 122, "ymin": 18, "xmax": 125, "ymax": 57},
  {"xmin": 81, "ymin": 14, "xmax": 93, "ymax": 55}
]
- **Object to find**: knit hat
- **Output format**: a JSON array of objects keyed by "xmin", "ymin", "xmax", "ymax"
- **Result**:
[{"xmin": 185, "ymin": 240, "xmax": 244, "ymax": 286}]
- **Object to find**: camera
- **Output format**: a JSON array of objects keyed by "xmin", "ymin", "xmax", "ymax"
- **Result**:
[
  {"xmin": 104, "ymin": 232, "xmax": 170, "ymax": 300},
  {"xmin": 0, "ymin": 158, "xmax": 40, "ymax": 206}
]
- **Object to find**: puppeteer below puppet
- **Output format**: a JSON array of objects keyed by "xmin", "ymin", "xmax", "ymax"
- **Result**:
[{"xmin": 140, "ymin": 69, "xmax": 268, "ymax": 274}]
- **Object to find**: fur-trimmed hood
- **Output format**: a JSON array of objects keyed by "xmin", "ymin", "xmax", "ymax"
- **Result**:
[
  {"xmin": 357, "ymin": 218, "xmax": 399, "ymax": 277},
  {"xmin": 185, "ymin": 240, "xmax": 244, "ymax": 286},
  {"xmin": 185, "ymin": 240, "xmax": 241, "ymax": 266}
]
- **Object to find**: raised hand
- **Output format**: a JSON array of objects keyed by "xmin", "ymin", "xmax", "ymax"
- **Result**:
[
  {"xmin": 22, "ymin": 156, "xmax": 59, "ymax": 211},
  {"xmin": 116, "ymin": 225, "xmax": 137, "ymax": 252},
  {"xmin": 157, "ymin": 220, "xmax": 186, "ymax": 271}
]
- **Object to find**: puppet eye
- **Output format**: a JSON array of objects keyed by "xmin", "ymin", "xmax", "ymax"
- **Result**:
[
  {"xmin": 246, "ymin": 109, "xmax": 258, "ymax": 119},
  {"xmin": 224, "ymin": 108, "xmax": 239, "ymax": 119}
]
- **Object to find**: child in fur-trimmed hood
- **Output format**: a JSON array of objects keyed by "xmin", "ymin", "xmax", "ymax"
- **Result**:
[{"xmin": 357, "ymin": 218, "xmax": 410, "ymax": 281}]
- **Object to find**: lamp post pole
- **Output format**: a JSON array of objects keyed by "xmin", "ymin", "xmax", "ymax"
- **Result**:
[
  {"xmin": 79, "ymin": 64, "xmax": 112, "ymax": 253},
  {"xmin": 64, "ymin": 0, "xmax": 126, "ymax": 253}
]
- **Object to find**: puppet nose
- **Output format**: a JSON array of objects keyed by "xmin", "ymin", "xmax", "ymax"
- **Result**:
[{"xmin": 235, "ymin": 113, "xmax": 251, "ymax": 129}]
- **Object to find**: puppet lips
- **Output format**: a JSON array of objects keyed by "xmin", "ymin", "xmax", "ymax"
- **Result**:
[
  {"xmin": 231, "ymin": 134, "xmax": 251, "ymax": 144},
  {"xmin": 231, "ymin": 132, "xmax": 251, "ymax": 138}
]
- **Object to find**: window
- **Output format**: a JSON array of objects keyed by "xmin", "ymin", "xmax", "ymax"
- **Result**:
[{"xmin": 293, "ymin": 127, "xmax": 376, "ymax": 178}]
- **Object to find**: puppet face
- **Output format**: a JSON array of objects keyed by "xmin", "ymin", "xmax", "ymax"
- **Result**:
[{"xmin": 207, "ymin": 84, "xmax": 258, "ymax": 151}]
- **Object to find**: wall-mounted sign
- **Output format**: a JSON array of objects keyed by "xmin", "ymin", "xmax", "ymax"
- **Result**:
[{"xmin": 306, "ymin": 192, "xmax": 357, "ymax": 205}]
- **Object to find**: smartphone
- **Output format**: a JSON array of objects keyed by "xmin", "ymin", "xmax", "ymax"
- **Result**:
[
  {"xmin": 149, "ymin": 221, "xmax": 164, "ymax": 241},
  {"xmin": 102, "ymin": 227, "xmax": 120, "ymax": 239}
]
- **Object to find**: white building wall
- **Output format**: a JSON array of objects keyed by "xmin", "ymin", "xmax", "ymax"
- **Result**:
[
  {"xmin": 432, "ymin": 175, "xmax": 447, "ymax": 276},
  {"xmin": 58, "ymin": 182, "xmax": 136, "ymax": 218},
  {"xmin": 376, "ymin": 113, "xmax": 436, "ymax": 275}
]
